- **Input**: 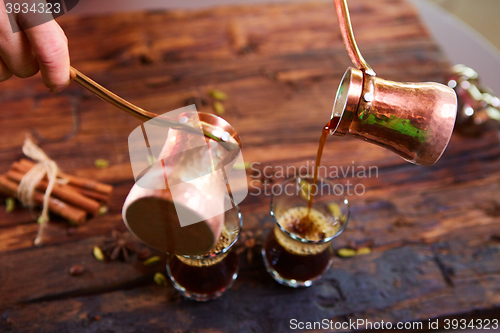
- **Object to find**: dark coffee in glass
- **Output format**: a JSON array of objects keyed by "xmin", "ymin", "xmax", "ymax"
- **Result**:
[
  {"xmin": 168, "ymin": 228, "xmax": 239, "ymax": 300},
  {"xmin": 262, "ymin": 177, "xmax": 349, "ymax": 287},
  {"xmin": 166, "ymin": 200, "xmax": 242, "ymax": 301}
]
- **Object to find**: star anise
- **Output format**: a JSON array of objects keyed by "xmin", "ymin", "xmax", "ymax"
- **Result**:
[
  {"xmin": 236, "ymin": 229, "xmax": 264, "ymax": 264},
  {"xmin": 100, "ymin": 230, "xmax": 136, "ymax": 261}
]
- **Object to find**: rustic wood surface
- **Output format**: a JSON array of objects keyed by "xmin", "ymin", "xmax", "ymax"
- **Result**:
[{"xmin": 1, "ymin": 0, "xmax": 500, "ymax": 332}]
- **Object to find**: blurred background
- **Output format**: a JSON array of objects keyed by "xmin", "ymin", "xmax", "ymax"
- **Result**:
[
  {"xmin": 429, "ymin": 0, "xmax": 500, "ymax": 51},
  {"xmin": 68, "ymin": 0, "xmax": 500, "ymax": 95},
  {"xmin": 68, "ymin": 0, "xmax": 500, "ymax": 51}
]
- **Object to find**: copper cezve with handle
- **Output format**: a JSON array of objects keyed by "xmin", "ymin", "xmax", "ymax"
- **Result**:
[
  {"xmin": 330, "ymin": 0, "xmax": 458, "ymax": 166},
  {"xmin": 68, "ymin": 67, "xmax": 243, "ymax": 255}
]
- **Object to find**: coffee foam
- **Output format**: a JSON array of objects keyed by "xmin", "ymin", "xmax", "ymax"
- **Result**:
[
  {"xmin": 175, "ymin": 227, "xmax": 235, "ymax": 267},
  {"xmin": 275, "ymin": 207, "xmax": 339, "ymax": 256}
]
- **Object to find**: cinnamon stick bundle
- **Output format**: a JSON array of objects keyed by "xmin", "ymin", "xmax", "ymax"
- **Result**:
[
  {"xmin": 7, "ymin": 168, "xmax": 101, "ymax": 216},
  {"xmin": 0, "ymin": 175, "xmax": 87, "ymax": 225},
  {"xmin": 0, "ymin": 158, "xmax": 113, "ymax": 226}
]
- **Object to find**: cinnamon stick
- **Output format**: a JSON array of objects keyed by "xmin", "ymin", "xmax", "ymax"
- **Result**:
[
  {"xmin": 60, "ymin": 173, "xmax": 114, "ymax": 196},
  {"xmin": 65, "ymin": 184, "xmax": 110, "ymax": 204},
  {"xmin": 19, "ymin": 159, "xmax": 113, "ymax": 195},
  {"xmin": 6, "ymin": 168, "xmax": 102, "ymax": 216},
  {"xmin": 0, "ymin": 174, "xmax": 87, "ymax": 225}
]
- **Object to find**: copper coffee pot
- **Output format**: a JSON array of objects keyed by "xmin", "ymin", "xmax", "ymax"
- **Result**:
[
  {"xmin": 122, "ymin": 110, "xmax": 245, "ymax": 256},
  {"xmin": 330, "ymin": 0, "xmax": 458, "ymax": 166}
]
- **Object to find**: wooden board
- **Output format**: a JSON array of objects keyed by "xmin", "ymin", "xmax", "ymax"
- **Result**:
[{"xmin": 1, "ymin": 0, "xmax": 499, "ymax": 331}]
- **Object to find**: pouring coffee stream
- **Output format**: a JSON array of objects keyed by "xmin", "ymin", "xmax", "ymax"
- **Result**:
[
  {"xmin": 289, "ymin": 117, "xmax": 339, "ymax": 235},
  {"xmin": 304, "ymin": 117, "xmax": 340, "ymax": 216}
]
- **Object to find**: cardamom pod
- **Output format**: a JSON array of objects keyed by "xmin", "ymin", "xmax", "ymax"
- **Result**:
[
  {"xmin": 5, "ymin": 197, "xmax": 15, "ymax": 213},
  {"xmin": 356, "ymin": 247, "xmax": 371, "ymax": 255},
  {"xmin": 94, "ymin": 159, "xmax": 109, "ymax": 169},
  {"xmin": 154, "ymin": 272, "xmax": 168, "ymax": 286},
  {"xmin": 93, "ymin": 246, "xmax": 105, "ymax": 261},
  {"xmin": 143, "ymin": 256, "xmax": 161, "ymax": 266},
  {"xmin": 299, "ymin": 179, "xmax": 312, "ymax": 201},
  {"xmin": 208, "ymin": 89, "xmax": 227, "ymax": 101},
  {"xmin": 327, "ymin": 203, "xmax": 341, "ymax": 217},
  {"xmin": 337, "ymin": 248, "xmax": 357, "ymax": 258},
  {"xmin": 37, "ymin": 216, "xmax": 48, "ymax": 224},
  {"xmin": 98, "ymin": 206, "xmax": 109, "ymax": 215},
  {"xmin": 213, "ymin": 101, "xmax": 225, "ymax": 114}
]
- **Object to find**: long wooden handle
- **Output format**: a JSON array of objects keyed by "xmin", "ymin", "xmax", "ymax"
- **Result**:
[
  {"xmin": 69, "ymin": 66, "xmax": 222, "ymax": 142},
  {"xmin": 69, "ymin": 66, "xmax": 158, "ymax": 122}
]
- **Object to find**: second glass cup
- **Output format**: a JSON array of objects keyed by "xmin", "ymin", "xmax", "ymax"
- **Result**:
[
  {"xmin": 262, "ymin": 176, "xmax": 349, "ymax": 287},
  {"xmin": 166, "ymin": 197, "xmax": 242, "ymax": 301}
]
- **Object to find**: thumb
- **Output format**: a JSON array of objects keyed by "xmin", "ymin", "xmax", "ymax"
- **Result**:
[{"xmin": 25, "ymin": 20, "xmax": 70, "ymax": 93}]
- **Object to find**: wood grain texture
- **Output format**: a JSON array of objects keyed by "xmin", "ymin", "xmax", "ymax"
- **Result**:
[{"xmin": 0, "ymin": 0, "xmax": 499, "ymax": 331}]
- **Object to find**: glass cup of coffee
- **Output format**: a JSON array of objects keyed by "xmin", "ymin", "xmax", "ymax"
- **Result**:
[
  {"xmin": 166, "ymin": 197, "xmax": 242, "ymax": 301},
  {"xmin": 262, "ymin": 176, "xmax": 349, "ymax": 287}
]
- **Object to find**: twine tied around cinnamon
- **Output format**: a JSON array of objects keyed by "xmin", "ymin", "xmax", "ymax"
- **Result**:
[{"xmin": 17, "ymin": 137, "xmax": 67, "ymax": 245}]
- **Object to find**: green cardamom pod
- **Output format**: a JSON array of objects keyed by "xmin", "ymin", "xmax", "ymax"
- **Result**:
[
  {"xmin": 208, "ymin": 89, "xmax": 227, "ymax": 101},
  {"xmin": 93, "ymin": 246, "xmax": 105, "ymax": 261},
  {"xmin": 337, "ymin": 248, "xmax": 357, "ymax": 258},
  {"xmin": 143, "ymin": 256, "xmax": 161, "ymax": 266},
  {"xmin": 213, "ymin": 101, "xmax": 225, "ymax": 114},
  {"xmin": 154, "ymin": 272, "xmax": 168, "ymax": 286}
]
